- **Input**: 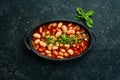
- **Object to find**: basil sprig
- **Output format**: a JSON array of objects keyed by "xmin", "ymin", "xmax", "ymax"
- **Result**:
[
  {"xmin": 76, "ymin": 7, "xmax": 94, "ymax": 28},
  {"xmin": 57, "ymin": 34, "xmax": 72, "ymax": 44}
]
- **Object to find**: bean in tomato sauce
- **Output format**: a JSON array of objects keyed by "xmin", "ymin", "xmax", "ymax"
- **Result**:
[{"xmin": 32, "ymin": 22, "xmax": 90, "ymax": 59}]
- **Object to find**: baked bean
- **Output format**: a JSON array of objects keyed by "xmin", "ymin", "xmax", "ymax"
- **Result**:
[
  {"xmin": 82, "ymin": 33, "xmax": 86, "ymax": 37},
  {"xmin": 56, "ymin": 28, "xmax": 61, "ymax": 32},
  {"xmin": 47, "ymin": 53, "xmax": 52, "ymax": 57},
  {"xmin": 42, "ymin": 32, "xmax": 46, "ymax": 37},
  {"xmin": 41, "ymin": 53, "xmax": 45, "ymax": 55},
  {"xmin": 46, "ymin": 31, "xmax": 50, "ymax": 35},
  {"xmin": 48, "ymin": 44, "xmax": 53, "ymax": 50},
  {"xmin": 69, "ymin": 27, "xmax": 73, "ymax": 30},
  {"xmin": 52, "ymin": 51, "xmax": 58, "ymax": 56},
  {"xmin": 76, "ymin": 31, "xmax": 80, "ymax": 35},
  {"xmin": 81, "ymin": 43, "xmax": 84, "ymax": 46},
  {"xmin": 38, "ymin": 48, "xmax": 45, "ymax": 52},
  {"xmin": 58, "ymin": 22, "xmax": 63, "ymax": 28},
  {"xmin": 45, "ymin": 50, "xmax": 51, "ymax": 54},
  {"xmin": 77, "ymin": 45, "xmax": 79, "ymax": 48},
  {"xmin": 73, "ymin": 44, "xmax": 76, "ymax": 47},
  {"xmin": 68, "ymin": 23, "xmax": 72, "ymax": 26},
  {"xmin": 67, "ymin": 30, "xmax": 75, "ymax": 35},
  {"xmin": 61, "ymin": 25, "xmax": 67, "ymax": 33},
  {"xmin": 52, "ymin": 46, "xmax": 58, "ymax": 50},
  {"xmin": 64, "ymin": 44, "xmax": 70, "ymax": 49},
  {"xmin": 60, "ymin": 44, "xmax": 64, "ymax": 47},
  {"xmin": 39, "ymin": 27, "xmax": 42, "ymax": 33},
  {"xmin": 60, "ymin": 49, "xmax": 66, "ymax": 52},
  {"xmin": 53, "ymin": 22, "xmax": 57, "ymax": 27},
  {"xmin": 34, "ymin": 39, "xmax": 40, "ymax": 44},
  {"xmin": 84, "ymin": 38, "xmax": 88, "ymax": 41},
  {"xmin": 35, "ymin": 45, "xmax": 39, "ymax": 50},
  {"xmin": 64, "ymin": 52, "xmax": 69, "ymax": 57},
  {"xmin": 48, "ymin": 23, "xmax": 52, "ymax": 29},
  {"xmin": 57, "ymin": 55, "xmax": 63, "ymax": 59},
  {"xmin": 33, "ymin": 33, "xmax": 41, "ymax": 38},
  {"xmin": 67, "ymin": 49, "xmax": 74, "ymax": 55},
  {"xmin": 56, "ymin": 42, "xmax": 59, "ymax": 46},
  {"xmin": 56, "ymin": 31, "xmax": 62, "ymax": 37},
  {"xmin": 58, "ymin": 52, "xmax": 64, "ymax": 56},
  {"xmin": 39, "ymin": 41, "xmax": 47, "ymax": 47},
  {"xmin": 45, "ymin": 35, "xmax": 50, "ymax": 38}
]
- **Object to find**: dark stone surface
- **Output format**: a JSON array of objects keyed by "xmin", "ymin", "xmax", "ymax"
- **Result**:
[{"xmin": 0, "ymin": 0, "xmax": 120, "ymax": 80}]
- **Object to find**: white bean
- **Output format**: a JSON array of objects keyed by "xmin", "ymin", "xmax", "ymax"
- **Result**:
[
  {"xmin": 68, "ymin": 23, "xmax": 72, "ymax": 26},
  {"xmin": 57, "ymin": 56, "xmax": 63, "ymax": 59},
  {"xmin": 38, "ymin": 48, "xmax": 44, "ymax": 51},
  {"xmin": 34, "ymin": 39, "xmax": 40, "ymax": 44},
  {"xmin": 42, "ymin": 32, "xmax": 46, "ymax": 37},
  {"xmin": 58, "ymin": 52, "xmax": 64, "ymax": 56},
  {"xmin": 53, "ymin": 22, "xmax": 57, "ymax": 27},
  {"xmin": 41, "ymin": 53, "xmax": 45, "ymax": 55},
  {"xmin": 64, "ymin": 44, "xmax": 70, "ymax": 49},
  {"xmin": 39, "ymin": 27, "xmax": 42, "ymax": 33},
  {"xmin": 60, "ymin": 49, "xmax": 66, "ymax": 52},
  {"xmin": 81, "ymin": 43, "xmax": 84, "ymax": 46},
  {"xmin": 73, "ymin": 44, "xmax": 76, "ymax": 47},
  {"xmin": 61, "ymin": 25, "xmax": 67, "ymax": 33},
  {"xmin": 56, "ymin": 42, "xmax": 59, "ymax": 46},
  {"xmin": 39, "ymin": 41, "xmax": 46, "ymax": 47},
  {"xmin": 67, "ymin": 49, "xmax": 74, "ymax": 55},
  {"xmin": 76, "ymin": 31, "xmax": 80, "ymax": 35},
  {"xmin": 47, "ymin": 53, "xmax": 51, "ymax": 57},
  {"xmin": 48, "ymin": 44, "xmax": 53, "ymax": 50},
  {"xmin": 64, "ymin": 52, "xmax": 69, "ymax": 57},
  {"xmin": 45, "ymin": 50, "xmax": 51, "ymax": 54},
  {"xmin": 58, "ymin": 22, "xmax": 63, "ymax": 28},
  {"xmin": 84, "ymin": 38, "xmax": 88, "ymax": 41},
  {"xmin": 52, "ymin": 46, "xmax": 58, "ymax": 50},
  {"xmin": 33, "ymin": 33, "xmax": 41, "ymax": 38},
  {"xmin": 69, "ymin": 27, "xmax": 73, "ymax": 30},
  {"xmin": 60, "ymin": 44, "xmax": 64, "ymax": 47},
  {"xmin": 83, "ymin": 33, "xmax": 86, "ymax": 37},
  {"xmin": 77, "ymin": 45, "xmax": 79, "ymax": 48},
  {"xmin": 46, "ymin": 31, "xmax": 50, "ymax": 35},
  {"xmin": 52, "ymin": 51, "xmax": 58, "ymax": 56},
  {"xmin": 56, "ymin": 31, "xmax": 62, "ymax": 37},
  {"xmin": 48, "ymin": 23, "xmax": 52, "ymax": 29},
  {"xmin": 67, "ymin": 30, "xmax": 75, "ymax": 35}
]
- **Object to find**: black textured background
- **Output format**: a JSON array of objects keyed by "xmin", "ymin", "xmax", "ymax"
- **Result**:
[{"xmin": 0, "ymin": 0, "xmax": 120, "ymax": 80}]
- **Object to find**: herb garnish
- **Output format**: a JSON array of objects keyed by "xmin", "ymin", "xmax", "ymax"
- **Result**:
[
  {"xmin": 76, "ymin": 7, "xmax": 94, "ymax": 28},
  {"xmin": 57, "ymin": 34, "xmax": 72, "ymax": 44}
]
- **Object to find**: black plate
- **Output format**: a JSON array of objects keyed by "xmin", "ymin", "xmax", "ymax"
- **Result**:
[{"xmin": 25, "ymin": 20, "xmax": 96, "ymax": 61}]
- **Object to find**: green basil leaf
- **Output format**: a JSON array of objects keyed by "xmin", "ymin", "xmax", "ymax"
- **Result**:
[
  {"xmin": 85, "ymin": 18, "xmax": 93, "ymax": 28},
  {"xmin": 76, "ymin": 15, "xmax": 84, "ymax": 21},
  {"xmin": 75, "ymin": 7, "xmax": 94, "ymax": 28},
  {"xmin": 76, "ymin": 7, "xmax": 84, "ymax": 15},
  {"xmin": 85, "ymin": 10, "xmax": 94, "ymax": 16}
]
